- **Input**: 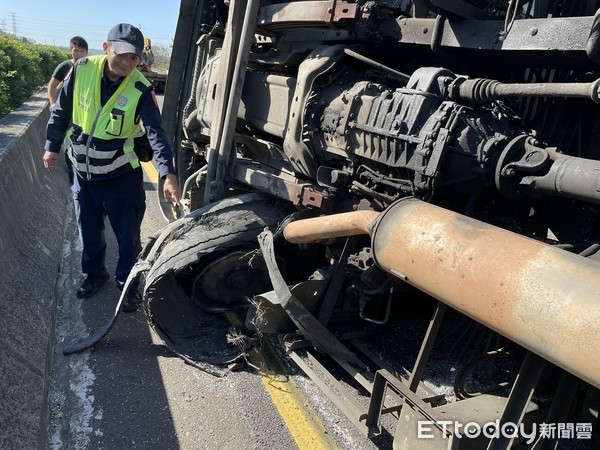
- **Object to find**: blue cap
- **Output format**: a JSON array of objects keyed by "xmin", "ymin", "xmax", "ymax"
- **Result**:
[{"xmin": 107, "ymin": 23, "xmax": 144, "ymax": 58}]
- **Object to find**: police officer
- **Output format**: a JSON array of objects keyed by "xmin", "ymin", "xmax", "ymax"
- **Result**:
[{"xmin": 43, "ymin": 23, "xmax": 181, "ymax": 312}]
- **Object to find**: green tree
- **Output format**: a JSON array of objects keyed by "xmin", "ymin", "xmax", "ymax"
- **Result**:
[
  {"xmin": 150, "ymin": 44, "xmax": 171, "ymax": 72},
  {"xmin": 0, "ymin": 47, "xmax": 12, "ymax": 116},
  {"xmin": 0, "ymin": 33, "xmax": 68, "ymax": 118}
]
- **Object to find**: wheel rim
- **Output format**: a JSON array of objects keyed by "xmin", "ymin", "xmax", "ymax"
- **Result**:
[{"xmin": 191, "ymin": 249, "xmax": 278, "ymax": 312}]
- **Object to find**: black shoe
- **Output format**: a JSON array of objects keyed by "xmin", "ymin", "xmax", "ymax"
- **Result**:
[
  {"xmin": 76, "ymin": 272, "xmax": 110, "ymax": 298},
  {"xmin": 122, "ymin": 289, "xmax": 142, "ymax": 313}
]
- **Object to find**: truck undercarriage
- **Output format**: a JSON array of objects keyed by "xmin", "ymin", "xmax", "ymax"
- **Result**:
[{"xmin": 149, "ymin": 1, "xmax": 600, "ymax": 447}]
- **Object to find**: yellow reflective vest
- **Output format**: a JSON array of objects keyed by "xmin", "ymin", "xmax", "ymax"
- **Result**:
[{"xmin": 69, "ymin": 55, "xmax": 151, "ymax": 178}]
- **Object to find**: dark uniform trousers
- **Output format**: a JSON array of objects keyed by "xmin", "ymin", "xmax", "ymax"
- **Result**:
[{"xmin": 72, "ymin": 167, "xmax": 146, "ymax": 288}]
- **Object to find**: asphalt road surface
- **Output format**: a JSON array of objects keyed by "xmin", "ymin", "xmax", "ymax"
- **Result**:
[{"xmin": 46, "ymin": 96, "xmax": 379, "ymax": 450}]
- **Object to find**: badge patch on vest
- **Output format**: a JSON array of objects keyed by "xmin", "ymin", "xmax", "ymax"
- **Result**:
[{"xmin": 117, "ymin": 96, "xmax": 128, "ymax": 107}]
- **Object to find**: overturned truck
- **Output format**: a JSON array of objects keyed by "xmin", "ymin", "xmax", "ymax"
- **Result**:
[{"xmin": 151, "ymin": 0, "xmax": 600, "ymax": 447}]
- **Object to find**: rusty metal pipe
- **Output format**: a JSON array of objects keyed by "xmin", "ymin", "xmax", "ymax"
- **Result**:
[
  {"xmin": 284, "ymin": 198, "xmax": 600, "ymax": 389},
  {"xmin": 283, "ymin": 210, "xmax": 379, "ymax": 243}
]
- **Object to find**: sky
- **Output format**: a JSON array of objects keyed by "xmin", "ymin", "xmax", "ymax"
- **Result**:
[{"xmin": 0, "ymin": 0, "xmax": 182, "ymax": 51}]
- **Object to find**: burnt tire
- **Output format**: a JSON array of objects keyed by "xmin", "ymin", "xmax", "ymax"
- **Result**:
[{"xmin": 142, "ymin": 193, "xmax": 295, "ymax": 369}]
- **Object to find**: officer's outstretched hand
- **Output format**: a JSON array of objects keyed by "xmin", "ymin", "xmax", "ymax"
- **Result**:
[
  {"xmin": 163, "ymin": 173, "xmax": 181, "ymax": 206},
  {"xmin": 43, "ymin": 151, "xmax": 60, "ymax": 173}
]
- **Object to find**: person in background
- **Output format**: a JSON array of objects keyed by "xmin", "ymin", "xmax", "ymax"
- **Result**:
[
  {"xmin": 47, "ymin": 36, "xmax": 89, "ymax": 111},
  {"xmin": 48, "ymin": 36, "xmax": 89, "ymax": 184},
  {"xmin": 42, "ymin": 23, "xmax": 181, "ymax": 312}
]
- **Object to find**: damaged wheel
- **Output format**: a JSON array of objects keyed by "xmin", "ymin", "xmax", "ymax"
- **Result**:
[
  {"xmin": 141, "ymin": 193, "xmax": 296, "ymax": 371},
  {"xmin": 191, "ymin": 248, "xmax": 281, "ymax": 313}
]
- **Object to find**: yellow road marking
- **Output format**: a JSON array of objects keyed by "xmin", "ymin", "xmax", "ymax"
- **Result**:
[
  {"xmin": 226, "ymin": 313, "xmax": 336, "ymax": 449},
  {"xmin": 141, "ymin": 161, "xmax": 158, "ymax": 185},
  {"xmin": 252, "ymin": 343, "xmax": 337, "ymax": 450}
]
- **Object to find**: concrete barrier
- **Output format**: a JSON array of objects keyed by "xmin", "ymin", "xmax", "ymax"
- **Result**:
[{"xmin": 0, "ymin": 90, "xmax": 70, "ymax": 449}]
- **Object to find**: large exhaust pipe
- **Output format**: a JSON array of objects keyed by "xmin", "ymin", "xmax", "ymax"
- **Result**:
[{"xmin": 283, "ymin": 198, "xmax": 600, "ymax": 389}]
